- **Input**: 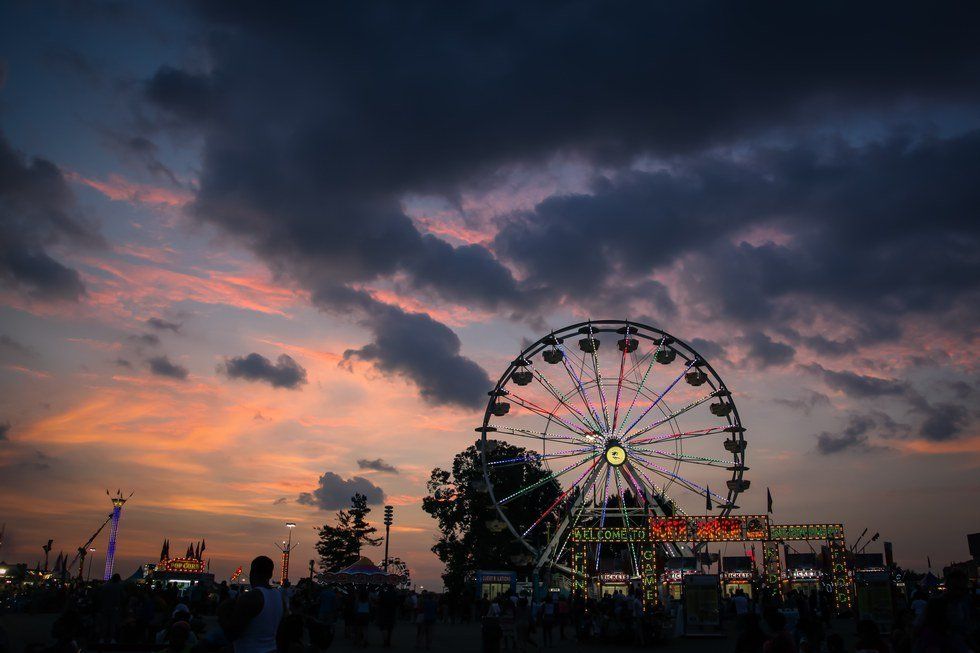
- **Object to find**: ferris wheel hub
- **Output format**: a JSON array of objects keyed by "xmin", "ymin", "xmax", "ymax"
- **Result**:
[{"xmin": 604, "ymin": 440, "xmax": 627, "ymax": 466}]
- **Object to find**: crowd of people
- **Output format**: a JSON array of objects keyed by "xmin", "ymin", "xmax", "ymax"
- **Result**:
[
  {"xmin": 0, "ymin": 559, "xmax": 976, "ymax": 653},
  {"xmin": 728, "ymin": 568, "xmax": 977, "ymax": 653}
]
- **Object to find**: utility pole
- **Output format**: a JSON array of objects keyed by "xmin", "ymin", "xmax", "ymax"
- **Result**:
[{"xmin": 383, "ymin": 505, "xmax": 393, "ymax": 570}]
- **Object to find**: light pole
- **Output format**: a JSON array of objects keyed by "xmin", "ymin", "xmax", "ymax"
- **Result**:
[
  {"xmin": 87, "ymin": 548, "xmax": 95, "ymax": 581},
  {"xmin": 383, "ymin": 506, "xmax": 393, "ymax": 571},
  {"xmin": 276, "ymin": 522, "xmax": 297, "ymax": 585}
]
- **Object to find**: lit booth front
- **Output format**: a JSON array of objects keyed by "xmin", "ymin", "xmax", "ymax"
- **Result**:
[
  {"xmin": 784, "ymin": 552, "xmax": 820, "ymax": 595},
  {"xmin": 721, "ymin": 556, "xmax": 754, "ymax": 597},
  {"xmin": 597, "ymin": 571, "xmax": 631, "ymax": 596},
  {"xmin": 664, "ymin": 556, "xmax": 698, "ymax": 601},
  {"xmin": 854, "ymin": 553, "xmax": 894, "ymax": 633},
  {"xmin": 475, "ymin": 570, "xmax": 516, "ymax": 601}
]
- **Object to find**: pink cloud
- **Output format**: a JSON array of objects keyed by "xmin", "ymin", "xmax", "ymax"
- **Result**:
[{"xmin": 67, "ymin": 172, "xmax": 193, "ymax": 207}]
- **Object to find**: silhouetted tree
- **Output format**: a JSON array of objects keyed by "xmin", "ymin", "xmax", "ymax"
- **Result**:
[
  {"xmin": 315, "ymin": 492, "xmax": 383, "ymax": 573},
  {"xmin": 422, "ymin": 440, "xmax": 561, "ymax": 595}
]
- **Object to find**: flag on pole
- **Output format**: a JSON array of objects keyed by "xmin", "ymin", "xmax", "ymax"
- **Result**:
[{"xmin": 767, "ymin": 487, "xmax": 773, "ymax": 514}]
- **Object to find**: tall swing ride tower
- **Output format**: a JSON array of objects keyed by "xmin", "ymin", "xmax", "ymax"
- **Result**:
[{"xmin": 103, "ymin": 490, "xmax": 132, "ymax": 581}]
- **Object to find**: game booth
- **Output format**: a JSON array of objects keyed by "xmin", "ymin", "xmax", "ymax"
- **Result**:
[
  {"xmin": 597, "ymin": 570, "xmax": 632, "ymax": 596},
  {"xmin": 721, "ymin": 555, "xmax": 755, "ymax": 597},
  {"xmin": 784, "ymin": 552, "xmax": 821, "ymax": 595},
  {"xmin": 474, "ymin": 570, "xmax": 517, "ymax": 600},
  {"xmin": 854, "ymin": 553, "xmax": 894, "ymax": 633},
  {"xmin": 664, "ymin": 556, "xmax": 698, "ymax": 600}
]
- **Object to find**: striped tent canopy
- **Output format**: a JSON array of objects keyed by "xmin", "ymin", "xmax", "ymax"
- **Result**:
[{"xmin": 321, "ymin": 556, "xmax": 403, "ymax": 586}]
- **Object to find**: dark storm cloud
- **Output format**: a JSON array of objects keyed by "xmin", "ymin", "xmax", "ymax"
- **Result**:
[
  {"xmin": 357, "ymin": 458, "xmax": 398, "ymax": 474},
  {"xmin": 0, "ymin": 132, "xmax": 97, "ymax": 301},
  {"xmin": 41, "ymin": 46, "xmax": 102, "ymax": 85},
  {"xmin": 139, "ymin": 2, "xmax": 980, "ymax": 406},
  {"xmin": 330, "ymin": 289, "xmax": 491, "ymax": 409},
  {"xmin": 0, "ymin": 334, "xmax": 37, "ymax": 360},
  {"xmin": 129, "ymin": 333, "xmax": 160, "ymax": 347},
  {"xmin": 742, "ymin": 332, "xmax": 795, "ymax": 369},
  {"xmin": 0, "ymin": 421, "xmax": 10, "ymax": 441},
  {"xmin": 906, "ymin": 392, "xmax": 971, "ymax": 442},
  {"xmin": 815, "ymin": 414, "xmax": 877, "ymax": 454},
  {"xmin": 102, "ymin": 132, "xmax": 181, "ymax": 186},
  {"xmin": 947, "ymin": 380, "xmax": 975, "ymax": 399},
  {"xmin": 803, "ymin": 364, "xmax": 909, "ymax": 399},
  {"xmin": 297, "ymin": 472, "xmax": 385, "ymax": 511},
  {"xmin": 688, "ymin": 338, "xmax": 726, "ymax": 364},
  {"xmin": 499, "ymin": 132, "xmax": 980, "ymax": 327},
  {"xmin": 146, "ymin": 317, "xmax": 182, "ymax": 333},
  {"xmin": 773, "ymin": 391, "xmax": 832, "ymax": 416},
  {"xmin": 220, "ymin": 353, "xmax": 307, "ymax": 389},
  {"xmin": 147, "ymin": 355, "xmax": 188, "ymax": 380}
]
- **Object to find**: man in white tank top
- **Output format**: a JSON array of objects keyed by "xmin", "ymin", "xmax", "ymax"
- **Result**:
[{"xmin": 223, "ymin": 556, "xmax": 284, "ymax": 653}]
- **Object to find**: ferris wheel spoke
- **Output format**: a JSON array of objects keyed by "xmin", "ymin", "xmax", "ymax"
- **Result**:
[
  {"xmin": 594, "ymin": 464, "xmax": 613, "ymax": 570},
  {"xmin": 628, "ymin": 426, "xmax": 727, "ymax": 446},
  {"xmin": 614, "ymin": 468, "xmax": 641, "ymax": 577},
  {"xmin": 587, "ymin": 323, "xmax": 612, "ymax": 432},
  {"xmin": 624, "ymin": 460, "xmax": 687, "ymax": 516},
  {"xmin": 505, "ymin": 391, "xmax": 594, "ymax": 437},
  {"xmin": 630, "ymin": 454, "xmax": 729, "ymax": 505},
  {"xmin": 615, "ymin": 336, "xmax": 666, "ymax": 436},
  {"xmin": 611, "ymin": 324, "xmax": 630, "ymax": 433},
  {"xmin": 544, "ymin": 468, "xmax": 601, "ymax": 560},
  {"xmin": 622, "ymin": 390, "xmax": 721, "ymax": 442},
  {"xmin": 625, "ymin": 348, "xmax": 653, "ymax": 384},
  {"xmin": 558, "ymin": 346, "xmax": 605, "ymax": 432},
  {"xmin": 532, "ymin": 368, "xmax": 602, "ymax": 434},
  {"xmin": 627, "ymin": 447, "xmax": 731, "ymax": 468},
  {"xmin": 619, "ymin": 461, "xmax": 649, "ymax": 507},
  {"xmin": 619, "ymin": 360, "xmax": 697, "ymax": 440},
  {"xmin": 523, "ymin": 457, "xmax": 603, "ymax": 537},
  {"xmin": 489, "ymin": 425, "xmax": 594, "ymax": 446},
  {"xmin": 498, "ymin": 452, "xmax": 600, "ymax": 505},
  {"xmin": 488, "ymin": 448, "xmax": 597, "ymax": 467}
]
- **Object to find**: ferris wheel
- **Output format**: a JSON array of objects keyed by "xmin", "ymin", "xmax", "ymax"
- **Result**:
[{"xmin": 478, "ymin": 320, "xmax": 749, "ymax": 574}]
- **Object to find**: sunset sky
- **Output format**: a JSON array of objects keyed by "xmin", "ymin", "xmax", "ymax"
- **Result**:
[{"xmin": 0, "ymin": 2, "xmax": 978, "ymax": 588}]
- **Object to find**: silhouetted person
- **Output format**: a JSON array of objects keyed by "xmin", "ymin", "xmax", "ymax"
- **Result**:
[
  {"xmin": 735, "ymin": 613, "xmax": 767, "ymax": 653},
  {"xmin": 221, "ymin": 556, "xmax": 283, "ymax": 653}
]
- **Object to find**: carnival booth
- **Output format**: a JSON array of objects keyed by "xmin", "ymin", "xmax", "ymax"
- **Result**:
[
  {"xmin": 598, "ymin": 571, "xmax": 631, "ymax": 596},
  {"xmin": 853, "ymin": 553, "xmax": 893, "ymax": 633},
  {"xmin": 322, "ymin": 557, "xmax": 404, "ymax": 588},
  {"xmin": 784, "ymin": 552, "xmax": 821, "ymax": 595},
  {"xmin": 665, "ymin": 557, "xmax": 698, "ymax": 600},
  {"xmin": 152, "ymin": 540, "xmax": 213, "ymax": 587},
  {"xmin": 682, "ymin": 573, "xmax": 722, "ymax": 636},
  {"xmin": 721, "ymin": 556, "xmax": 754, "ymax": 597},
  {"xmin": 473, "ymin": 570, "xmax": 516, "ymax": 600}
]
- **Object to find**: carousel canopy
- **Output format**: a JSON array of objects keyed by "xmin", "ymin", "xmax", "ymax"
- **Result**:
[{"xmin": 321, "ymin": 556, "xmax": 403, "ymax": 586}]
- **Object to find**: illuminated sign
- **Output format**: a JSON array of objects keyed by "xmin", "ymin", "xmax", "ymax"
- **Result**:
[
  {"xmin": 162, "ymin": 557, "xmax": 205, "ymax": 573},
  {"xmin": 770, "ymin": 524, "xmax": 843, "ymax": 541},
  {"xmin": 570, "ymin": 527, "xmax": 648, "ymax": 542},
  {"xmin": 649, "ymin": 515, "xmax": 771, "ymax": 542}
]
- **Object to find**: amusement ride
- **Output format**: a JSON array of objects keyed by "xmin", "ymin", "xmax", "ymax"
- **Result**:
[{"xmin": 479, "ymin": 320, "xmax": 748, "ymax": 579}]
